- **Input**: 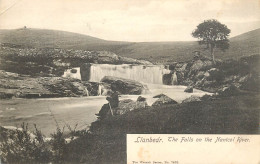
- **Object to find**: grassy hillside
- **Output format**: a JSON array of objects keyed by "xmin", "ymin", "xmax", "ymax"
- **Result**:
[
  {"xmin": 0, "ymin": 28, "xmax": 129, "ymax": 50},
  {"xmin": 0, "ymin": 28, "xmax": 259, "ymax": 63}
]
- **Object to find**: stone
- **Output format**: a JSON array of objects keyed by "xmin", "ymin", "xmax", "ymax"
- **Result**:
[
  {"xmin": 96, "ymin": 51, "xmax": 119, "ymax": 64},
  {"xmin": 190, "ymin": 60, "xmax": 204, "ymax": 72},
  {"xmin": 70, "ymin": 68, "xmax": 77, "ymax": 73},
  {"xmin": 175, "ymin": 63, "xmax": 187, "ymax": 72},
  {"xmin": 101, "ymin": 76, "xmax": 149, "ymax": 95},
  {"xmin": 190, "ymin": 60, "xmax": 213, "ymax": 73},
  {"xmin": 182, "ymin": 95, "xmax": 201, "ymax": 103},
  {"xmin": 196, "ymin": 71, "xmax": 205, "ymax": 80},
  {"xmin": 162, "ymin": 73, "xmax": 172, "ymax": 85},
  {"xmin": 137, "ymin": 96, "xmax": 146, "ymax": 102},
  {"xmin": 153, "ymin": 94, "xmax": 165, "ymax": 98},
  {"xmin": 114, "ymin": 99, "xmax": 147, "ymax": 115},
  {"xmin": 217, "ymin": 85, "xmax": 240, "ymax": 96},
  {"xmin": 152, "ymin": 94, "xmax": 178, "ymax": 106},
  {"xmin": 184, "ymin": 86, "xmax": 193, "ymax": 93}
]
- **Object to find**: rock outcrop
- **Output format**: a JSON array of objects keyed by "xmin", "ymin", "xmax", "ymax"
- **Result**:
[
  {"xmin": 152, "ymin": 94, "xmax": 178, "ymax": 106},
  {"xmin": 115, "ymin": 99, "xmax": 147, "ymax": 115},
  {"xmin": 184, "ymin": 86, "xmax": 193, "ymax": 93},
  {"xmin": 217, "ymin": 85, "xmax": 241, "ymax": 97},
  {"xmin": 166, "ymin": 54, "xmax": 260, "ymax": 93},
  {"xmin": 182, "ymin": 95, "xmax": 201, "ymax": 103},
  {"xmin": 101, "ymin": 76, "xmax": 149, "ymax": 95},
  {"xmin": 0, "ymin": 70, "xmax": 100, "ymax": 99},
  {"xmin": 0, "ymin": 46, "xmax": 152, "ymax": 77}
]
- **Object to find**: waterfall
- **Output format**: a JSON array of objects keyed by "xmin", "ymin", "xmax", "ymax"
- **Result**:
[
  {"xmin": 171, "ymin": 72, "xmax": 178, "ymax": 85},
  {"xmin": 97, "ymin": 84, "xmax": 102, "ymax": 96},
  {"xmin": 89, "ymin": 64, "xmax": 171, "ymax": 84}
]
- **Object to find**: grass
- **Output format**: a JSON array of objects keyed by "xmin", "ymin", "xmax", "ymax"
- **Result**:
[
  {"xmin": 67, "ymin": 92, "xmax": 259, "ymax": 163},
  {"xmin": 1, "ymin": 93, "xmax": 259, "ymax": 163},
  {"xmin": 0, "ymin": 28, "xmax": 259, "ymax": 63}
]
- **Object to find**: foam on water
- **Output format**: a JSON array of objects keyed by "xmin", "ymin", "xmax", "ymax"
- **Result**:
[
  {"xmin": 62, "ymin": 67, "xmax": 81, "ymax": 79},
  {"xmin": 89, "ymin": 64, "xmax": 170, "ymax": 84}
]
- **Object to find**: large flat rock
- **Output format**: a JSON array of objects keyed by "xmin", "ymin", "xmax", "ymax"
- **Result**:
[{"xmin": 101, "ymin": 76, "xmax": 149, "ymax": 95}]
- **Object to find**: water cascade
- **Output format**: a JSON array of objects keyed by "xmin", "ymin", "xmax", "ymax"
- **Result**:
[
  {"xmin": 62, "ymin": 67, "xmax": 81, "ymax": 79},
  {"xmin": 89, "ymin": 64, "xmax": 171, "ymax": 84},
  {"xmin": 171, "ymin": 72, "xmax": 178, "ymax": 85}
]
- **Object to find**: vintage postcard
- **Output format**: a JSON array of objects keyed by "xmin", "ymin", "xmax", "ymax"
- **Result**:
[{"xmin": 0, "ymin": 0, "xmax": 259, "ymax": 163}]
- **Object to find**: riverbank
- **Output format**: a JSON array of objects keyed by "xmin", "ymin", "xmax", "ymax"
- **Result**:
[
  {"xmin": 163, "ymin": 54, "xmax": 260, "ymax": 93},
  {"xmin": 1, "ymin": 92, "xmax": 258, "ymax": 163},
  {"xmin": 0, "ymin": 70, "xmax": 101, "ymax": 99},
  {"xmin": 68, "ymin": 92, "xmax": 259, "ymax": 163}
]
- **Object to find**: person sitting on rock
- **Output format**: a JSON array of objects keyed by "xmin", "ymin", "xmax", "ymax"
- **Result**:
[
  {"xmin": 96, "ymin": 91, "xmax": 120, "ymax": 119},
  {"xmin": 106, "ymin": 91, "xmax": 119, "ymax": 109}
]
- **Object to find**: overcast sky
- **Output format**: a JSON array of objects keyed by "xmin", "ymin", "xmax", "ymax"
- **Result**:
[{"xmin": 0, "ymin": 0, "xmax": 259, "ymax": 41}]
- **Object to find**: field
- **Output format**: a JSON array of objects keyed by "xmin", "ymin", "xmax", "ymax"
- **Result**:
[{"xmin": 0, "ymin": 28, "xmax": 259, "ymax": 63}]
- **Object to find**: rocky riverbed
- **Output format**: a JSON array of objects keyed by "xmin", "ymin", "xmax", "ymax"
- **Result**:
[
  {"xmin": 0, "ymin": 70, "xmax": 100, "ymax": 98},
  {"xmin": 163, "ymin": 54, "xmax": 260, "ymax": 93}
]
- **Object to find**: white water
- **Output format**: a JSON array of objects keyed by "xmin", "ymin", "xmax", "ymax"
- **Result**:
[
  {"xmin": 122, "ymin": 84, "xmax": 212, "ymax": 105},
  {"xmin": 62, "ymin": 67, "xmax": 81, "ymax": 79},
  {"xmin": 0, "ymin": 86, "xmax": 211, "ymax": 136},
  {"xmin": 171, "ymin": 72, "xmax": 178, "ymax": 85},
  {"xmin": 1, "ymin": 64, "xmax": 212, "ymax": 136},
  {"xmin": 89, "ymin": 64, "xmax": 171, "ymax": 84}
]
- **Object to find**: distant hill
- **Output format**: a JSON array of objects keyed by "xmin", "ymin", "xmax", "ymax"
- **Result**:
[{"xmin": 0, "ymin": 28, "xmax": 259, "ymax": 63}]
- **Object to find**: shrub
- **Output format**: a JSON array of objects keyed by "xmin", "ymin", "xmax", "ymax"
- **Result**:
[
  {"xmin": 0, "ymin": 123, "xmax": 82, "ymax": 164},
  {"xmin": 0, "ymin": 123, "xmax": 51, "ymax": 163}
]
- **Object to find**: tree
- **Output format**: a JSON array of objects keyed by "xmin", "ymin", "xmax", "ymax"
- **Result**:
[{"xmin": 192, "ymin": 19, "xmax": 231, "ymax": 64}]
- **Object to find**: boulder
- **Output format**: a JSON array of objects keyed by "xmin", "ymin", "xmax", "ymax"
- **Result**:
[
  {"xmin": 240, "ymin": 75, "xmax": 260, "ymax": 92},
  {"xmin": 153, "ymin": 94, "xmax": 165, "ymax": 98},
  {"xmin": 217, "ymin": 85, "xmax": 240, "ymax": 96},
  {"xmin": 0, "ymin": 92, "xmax": 14, "ymax": 99},
  {"xmin": 152, "ymin": 94, "xmax": 178, "ymax": 106},
  {"xmin": 96, "ymin": 51, "xmax": 119, "ymax": 64},
  {"xmin": 175, "ymin": 63, "xmax": 187, "ymax": 72},
  {"xmin": 190, "ymin": 60, "xmax": 204, "ymax": 72},
  {"xmin": 200, "ymin": 94, "xmax": 216, "ymax": 101},
  {"xmin": 184, "ymin": 86, "xmax": 193, "ymax": 93},
  {"xmin": 163, "ymin": 72, "xmax": 178, "ymax": 85},
  {"xmin": 70, "ymin": 69, "xmax": 77, "ymax": 73},
  {"xmin": 206, "ymin": 68, "xmax": 223, "ymax": 81},
  {"xmin": 195, "ymin": 71, "xmax": 206, "ymax": 80},
  {"xmin": 101, "ymin": 76, "xmax": 149, "ymax": 95},
  {"xmin": 190, "ymin": 60, "xmax": 213, "ymax": 73},
  {"xmin": 137, "ymin": 96, "xmax": 146, "ymax": 102},
  {"xmin": 71, "ymin": 82, "xmax": 89, "ymax": 96},
  {"xmin": 162, "ymin": 73, "xmax": 172, "ymax": 85},
  {"xmin": 182, "ymin": 95, "xmax": 201, "ymax": 103},
  {"xmin": 176, "ymin": 71, "xmax": 185, "ymax": 84},
  {"xmin": 114, "ymin": 99, "xmax": 147, "ymax": 115}
]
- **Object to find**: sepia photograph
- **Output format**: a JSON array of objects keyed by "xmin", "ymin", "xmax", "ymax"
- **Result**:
[{"xmin": 0, "ymin": 0, "xmax": 259, "ymax": 163}]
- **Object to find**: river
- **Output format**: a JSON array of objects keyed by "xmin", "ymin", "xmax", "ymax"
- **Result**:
[{"xmin": 0, "ymin": 84, "xmax": 210, "ymax": 136}]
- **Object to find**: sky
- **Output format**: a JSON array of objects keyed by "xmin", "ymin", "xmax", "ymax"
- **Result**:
[{"xmin": 0, "ymin": 0, "xmax": 259, "ymax": 42}]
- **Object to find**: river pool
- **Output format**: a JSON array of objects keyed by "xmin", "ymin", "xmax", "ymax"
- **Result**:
[{"xmin": 0, "ymin": 85, "xmax": 211, "ymax": 136}]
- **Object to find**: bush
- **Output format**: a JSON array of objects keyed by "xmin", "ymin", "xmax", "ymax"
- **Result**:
[
  {"xmin": 0, "ymin": 123, "xmax": 83, "ymax": 164},
  {"xmin": 0, "ymin": 123, "xmax": 51, "ymax": 163}
]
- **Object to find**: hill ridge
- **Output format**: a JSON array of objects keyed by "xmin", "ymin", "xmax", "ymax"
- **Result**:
[{"xmin": 0, "ymin": 28, "xmax": 259, "ymax": 62}]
